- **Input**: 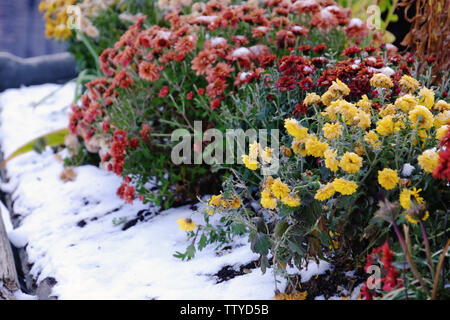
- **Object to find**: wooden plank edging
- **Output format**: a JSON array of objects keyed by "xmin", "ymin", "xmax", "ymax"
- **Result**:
[{"xmin": 0, "ymin": 206, "xmax": 19, "ymax": 292}]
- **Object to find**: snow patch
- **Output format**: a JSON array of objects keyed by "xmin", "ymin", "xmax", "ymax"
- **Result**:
[{"xmin": 0, "ymin": 83, "xmax": 285, "ymax": 299}]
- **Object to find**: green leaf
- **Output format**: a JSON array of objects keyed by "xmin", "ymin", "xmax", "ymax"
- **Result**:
[
  {"xmin": 287, "ymin": 239, "xmax": 305, "ymax": 256},
  {"xmin": 1, "ymin": 128, "xmax": 69, "ymax": 168},
  {"xmin": 253, "ymin": 217, "xmax": 267, "ymax": 233},
  {"xmin": 316, "ymin": 230, "xmax": 330, "ymax": 246},
  {"xmin": 198, "ymin": 234, "xmax": 208, "ymax": 251},
  {"xmin": 231, "ymin": 223, "xmax": 247, "ymax": 235},
  {"xmin": 275, "ymin": 220, "xmax": 289, "ymax": 237},
  {"xmin": 260, "ymin": 254, "xmax": 269, "ymax": 274},
  {"xmin": 185, "ymin": 244, "xmax": 196, "ymax": 260},
  {"xmin": 251, "ymin": 232, "xmax": 271, "ymax": 255}
]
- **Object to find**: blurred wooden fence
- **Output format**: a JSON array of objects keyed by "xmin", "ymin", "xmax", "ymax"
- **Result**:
[{"xmin": 0, "ymin": 0, "xmax": 67, "ymax": 58}]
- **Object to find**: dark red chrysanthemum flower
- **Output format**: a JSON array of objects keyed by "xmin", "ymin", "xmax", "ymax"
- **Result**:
[
  {"xmin": 312, "ymin": 43, "xmax": 327, "ymax": 53},
  {"xmin": 341, "ymin": 45, "xmax": 361, "ymax": 57},
  {"xmin": 210, "ymin": 98, "xmax": 221, "ymax": 109}
]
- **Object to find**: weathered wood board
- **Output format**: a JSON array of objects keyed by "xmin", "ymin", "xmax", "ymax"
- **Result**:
[{"xmin": 0, "ymin": 206, "xmax": 18, "ymax": 292}]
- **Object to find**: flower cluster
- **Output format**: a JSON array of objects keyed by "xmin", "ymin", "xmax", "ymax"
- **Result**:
[
  {"xmin": 52, "ymin": 0, "xmax": 449, "ymax": 299},
  {"xmin": 257, "ymin": 74, "xmax": 446, "ymax": 218},
  {"xmin": 39, "ymin": 0, "xmax": 77, "ymax": 40},
  {"xmin": 68, "ymin": 0, "xmax": 367, "ymax": 206},
  {"xmin": 39, "ymin": 0, "xmax": 124, "ymax": 39},
  {"xmin": 360, "ymin": 241, "xmax": 403, "ymax": 300},
  {"xmin": 212, "ymin": 64, "xmax": 448, "ymax": 297}
]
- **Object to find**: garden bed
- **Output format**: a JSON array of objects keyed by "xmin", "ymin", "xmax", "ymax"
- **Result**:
[{"xmin": 0, "ymin": 83, "xmax": 360, "ymax": 300}]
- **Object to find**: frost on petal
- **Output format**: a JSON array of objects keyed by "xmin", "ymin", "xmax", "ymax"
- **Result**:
[{"xmin": 402, "ymin": 163, "xmax": 415, "ymax": 177}]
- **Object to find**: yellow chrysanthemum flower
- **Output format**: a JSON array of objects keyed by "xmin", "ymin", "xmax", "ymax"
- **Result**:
[
  {"xmin": 291, "ymin": 138, "xmax": 302, "ymax": 154},
  {"xmin": 394, "ymin": 94, "xmax": 417, "ymax": 113},
  {"xmin": 364, "ymin": 130, "xmax": 381, "ymax": 149},
  {"xmin": 249, "ymin": 141, "xmax": 260, "ymax": 161},
  {"xmin": 417, "ymin": 149, "xmax": 439, "ymax": 173},
  {"xmin": 436, "ymin": 125, "xmax": 449, "ymax": 141},
  {"xmin": 399, "ymin": 188, "xmax": 411, "ymax": 209},
  {"xmin": 339, "ymin": 152, "xmax": 363, "ymax": 174},
  {"xmin": 209, "ymin": 194, "xmax": 223, "ymax": 207},
  {"xmin": 324, "ymin": 148, "xmax": 339, "ymax": 172},
  {"xmin": 303, "ymin": 92, "xmax": 321, "ymax": 106},
  {"xmin": 177, "ymin": 218, "xmax": 197, "ymax": 231},
  {"xmin": 229, "ymin": 197, "xmax": 241, "ymax": 209},
  {"xmin": 434, "ymin": 100, "xmax": 450, "ymax": 112},
  {"xmin": 376, "ymin": 115, "xmax": 394, "ymax": 135},
  {"xmin": 265, "ymin": 176, "xmax": 275, "ymax": 188},
  {"xmin": 354, "ymin": 143, "xmax": 365, "ymax": 156},
  {"xmin": 408, "ymin": 105, "xmax": 434, "ymax": 130},
  {"xmin": 322, "ymin": 122, "xmax": 343, "ymax": 140},
  {"xmin": 394, "ymin": 119, "xmax": 406, "ymax": 133},
  {"xmin": 379, "ymin": 104, "xmax": 397, "ymax": 117},
  {"xmin": 270, "ymin": 178, "xmax": 291, "ymax": 200},
  {"xmin": 314, "ymin": 183, "xmax": 336, "ymax": 201},
  {"xmin": 332, "ymin": 178, "xmax": 358, "ymax": 195},
  {"xmin": 284, "ymin": 118, "xmax": 308, "ymax": 140},
  {"xmin": 378, "ymin": 168, "xmax": 399, "ymax": 190},
  {"xmin": 281, "ymin": 194, "xmax": 301, "ymax": 207},
  {"xmin": 370, "ymin": 73, "xmax": 393, "ymax": 88},
  {"xmin": 399, "ymin": 75, "xmax": 419, "ymax": 92},
  {"xmin": 433, "ymin": 110, "xmax": 450, "ymax": 129},
  {"xmin": 304, "ymin": 136, "xmax": 328, "ymax": 158},
  {"xmin": 418, "ymin": 87, "xmax": 434, "ymax": 109},
  {"xmin": 356, "ymin": 94, "xmax": 372, "ymax": 113},
  {"xmin": 399, "ymin": 187, "xmax": 424, "ymax": 210},
  {"xmin": 333, "ymin": 100, "xmax": 358, "ymax": 123},
  {"xmin": 406, "ymin": 211, "xmax": 429, "ymax": 224},
  {"xmin": 242, "ymin": 154, "xmax": 258, "ymax": 170},
  {"xmin": 355, "ymin": 110, "xmax": 371, "ymax": 129},
  {"xmin": 328, "ymin": 79, "xmax": 350, "ymax": 96},
  {"xmin": 261, "ymin": 187, "xmax": 277, "ymax": 209},
  {"xmin": 321, "ymin": 90, "xmax": 338, "ymax": 106}
]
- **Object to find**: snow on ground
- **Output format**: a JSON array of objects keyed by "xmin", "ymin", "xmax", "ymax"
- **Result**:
[{"xmin": 0, "ymin": 83, "xmax": 294, "ymax": 299}]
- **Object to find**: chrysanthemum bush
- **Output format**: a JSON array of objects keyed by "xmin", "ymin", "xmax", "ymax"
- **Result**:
[
  {"xmin": 67, "ymin": 0, "xmax": 371, "ymax": 208},
  {"xmin": 192, "ymin": 68, "xmax": 449, "ymax": 298}
]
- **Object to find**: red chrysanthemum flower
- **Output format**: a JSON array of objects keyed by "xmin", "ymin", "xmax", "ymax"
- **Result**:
[
  {"xmin": 191, "ymin": 50, "xmax": 217, "ymax": 75},
  {"xmin": 312, "ymin": 43, "xmax": 327, "ymax": 53},
  {"xmin": 210, "ymin": 98, "xmax": 221, "ymax": 109},
  {"xmin": 341, "ymin": 45, "xmax": 361, "ymax": 57},
  {"xmin": 298, "ymin": 44, "xmax": 311, "ymax": 53},
  {"xmin": 128, "ymin": 137, "xmax": 139, "ymax": 150},
  {"xmin": 159, "ymin": 86, "xmax": 169, "ymax": 98},
  {"xmin": 138, "ymin": 61, "xmax": 160, "ymax": 82},
  {"xmin": 117, "ymin": 183, "xmax": 135, "ymax": 204},
  {"xmin": 207, "ymin": 78, "xmax": 228, "ymax": 98},
  {"xmin": 174, "ymin": 34, "xmax": 198, "ymax": 54},
  {"xmin": 206, "ymin": 62, "xmax": 234, "ymax": 83},
  {"xmin": 433, "ymin": 128, "xmax": 450, "ymax": 181}
]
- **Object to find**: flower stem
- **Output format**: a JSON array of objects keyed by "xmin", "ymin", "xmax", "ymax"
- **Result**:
[
  {"xmin": 419, "ymin": 220, "xmax": 435, "ymax": 281},
  {"xmin": 392, "ymin": 221, "xmax": 429, "ymax": 294}
]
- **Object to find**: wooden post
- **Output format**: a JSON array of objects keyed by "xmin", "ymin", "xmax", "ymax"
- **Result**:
[{"xmin": 0, "ymin": 206, "xmax": 19, "ymax": 292}]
